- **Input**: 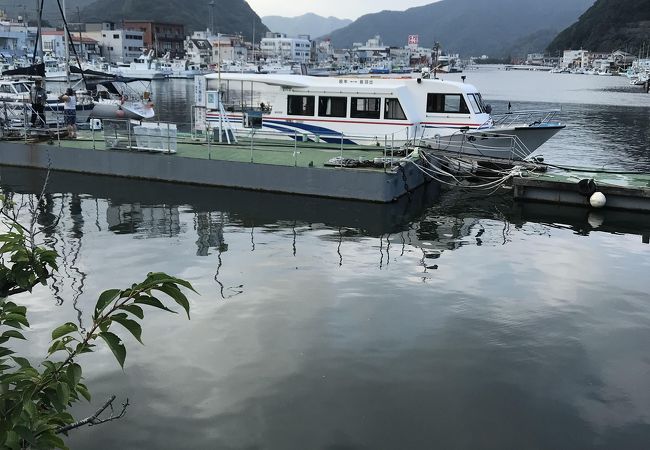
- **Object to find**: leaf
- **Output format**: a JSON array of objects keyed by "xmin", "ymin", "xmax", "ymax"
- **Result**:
[
  {"xmin": 110, "ymin": 316, "xmax": 143, "ymax": 344},
  {"xmin": 35, "ymin": 432, "xmax": 66, "ymax": 450},
  {"xmin": 119, "ymin": 304, "xmax": 144, "ymax": 319},
  {"xmin": 148, "ymin": 272, "xmax": 197, "ymax": 293},
  {"xmin": 47, "ymin": 340, "xmax": 67, "ymax": 356},
  {"xmin": 66, "ymin": 363, "xmax": 82, "ymax": 386},
  {"xmin": 155, "ymin": 284, "xmax": 191, "ymax": 319},
  {"xmin": 10, "ymin": 356, "xmax": 31, "ymax": 369},
  {"xmin": 51, "ymin": 322, "xmax": 78, "ymax": 340},
  {"xmin": 134, "ymin": 296, "xmax": 177, "ymax": 314},
  {"xmin": 1, "ymin": 330, "xmax": 25, "ymax": 340},
  {"xmin": 12, "ymin": 426, "xmax": 35, "ymax": 446},
  {"xmin": 99, "ymin": 332, "xmax": 126, "ymax": 368},
  {"xmin": 95, "ymin": 289, "xmax": 121, "ymax": 316},
  {"xmin": 56, "ymin": 382, "xmax": 70, "ymax": 407},
  {"xmin": 76, "ymin": 383, "xmax": 91, "ymax": 402},
  {"xmin": 3, "ymin": 314, "xmax": 28, "ymax": 327}
]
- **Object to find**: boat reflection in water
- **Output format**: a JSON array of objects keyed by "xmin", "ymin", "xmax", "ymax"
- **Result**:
[{"xmin": 2, "ymin": 166, "xmax": 647, "ymax": 279}]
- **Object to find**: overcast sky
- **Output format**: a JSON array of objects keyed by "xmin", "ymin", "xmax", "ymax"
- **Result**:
[{"xmin": 247, "ymin": 0, "xmax": 439, "ymax": 20}]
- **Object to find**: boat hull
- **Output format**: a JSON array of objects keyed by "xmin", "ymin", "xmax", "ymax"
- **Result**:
[{"xmin": 424, "ymin": 125, "xmax": 565, "ymax": 160}]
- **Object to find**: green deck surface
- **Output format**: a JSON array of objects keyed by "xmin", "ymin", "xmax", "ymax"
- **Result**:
[
  {"xmin": 523, "ymin": 168, "xmax": 650, "ymax": 190},
  {"xmin": 31, "ymin": 131, "xmax": 395, "ymax": 170}
]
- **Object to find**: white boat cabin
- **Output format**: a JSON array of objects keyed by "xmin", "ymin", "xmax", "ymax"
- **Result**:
[{"xmin": 196, "ymin": 73, "xmax": 493, "ymax": 145}]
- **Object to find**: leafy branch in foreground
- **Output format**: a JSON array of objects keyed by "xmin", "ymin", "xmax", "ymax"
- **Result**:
[
  {"xmin": 0, "ymin": 272, "xmax": 194, "ymax": 449},
  {"xmin": 0, "ymin": 188, "xmax": 195, "ymax": 449}
]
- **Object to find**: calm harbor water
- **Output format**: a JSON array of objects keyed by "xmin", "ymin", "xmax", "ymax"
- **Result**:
[{"xmin": 4, "ymin": 68, "xmax": 650, "ymax": 449}]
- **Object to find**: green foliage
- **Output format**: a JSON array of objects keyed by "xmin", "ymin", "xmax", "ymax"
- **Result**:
[
  {"xmin": 0, "ymin": 197, "xmax": 195, "ymax": 449},
  {"xmin": 548, "ymin": 0, "xmax": 650, "ymax": 53}
]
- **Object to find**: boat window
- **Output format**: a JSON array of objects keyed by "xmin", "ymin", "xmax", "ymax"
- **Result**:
[
  {"xmin": 318, "ymin": 96, "xmax": 347, "ymax": 118},
  {"xmin": 350, "ymin": 97, "xmax": 381, "ymax": 119},
  {"xmin": 384, "ymin": 98, "xmax": 407, "ymax": 120},
  {"xmin": 468, "ymin": 94, "xmax": 482, "ymax": 114},
  {"xmin": 287, "ymin": 95, "xmax": 315, "ymax": 116},
  {"xmin": 426, "ymin": 93, "xmax": 470, "ymax": 114},
  {"xmin": 475, "ymin": 93, "xmax": 487, "ymax": 112},
  {"xmin": 12, "ymin": 83, "xmax": 30, "ymax": 93},
  {"xmin": 0, "ymin": 85, "xmax": 12, "ymax": 94}
]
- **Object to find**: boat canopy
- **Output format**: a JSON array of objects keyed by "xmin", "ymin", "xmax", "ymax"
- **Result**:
[{"xmin": 2, "ymin": 63, "xmax": 45, "ymax": 78}]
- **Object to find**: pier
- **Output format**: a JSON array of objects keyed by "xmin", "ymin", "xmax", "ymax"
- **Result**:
[
  {"xmin": 512, "ymin": 169, "xmax": 650, "ymax": 212},
  {"xmin": 0, "ymin": 123, "xmax": 430, "ymax": 203}
]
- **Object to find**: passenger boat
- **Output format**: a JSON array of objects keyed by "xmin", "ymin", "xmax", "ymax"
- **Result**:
[{"xmin": 195, "ymin": 73, "xmax": 565, "ymax": 160}]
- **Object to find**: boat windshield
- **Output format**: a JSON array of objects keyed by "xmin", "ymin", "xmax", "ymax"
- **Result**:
[
  {"xmin": 467, "ymin": 94, "xmax": 482, "ymax": 114},
  {"xmin": 14, "ymin": 83, "xmax": 30, "ymax": 93},
  {"xmin": 475, "ymin": 93, "xmax": 487, "ymax": 113}
]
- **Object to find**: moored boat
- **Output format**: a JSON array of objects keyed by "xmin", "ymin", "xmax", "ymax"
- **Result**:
[{"xmin": 195, "ymin": 73, "xmax": 564, "ymax": 160}]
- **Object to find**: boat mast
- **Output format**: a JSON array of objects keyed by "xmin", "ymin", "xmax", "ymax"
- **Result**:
[
  {"xmin": 62, "ymin": 0, "xmax": 70, "ymax": 83},
  {"xmin": 35, "ymin": 0, "xmax": 43, "ymax": 60}
]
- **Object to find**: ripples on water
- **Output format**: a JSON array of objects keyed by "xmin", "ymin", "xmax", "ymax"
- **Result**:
[{"xmin": 4, "ymin": 68, "xmax": 650, "ymax": 449}]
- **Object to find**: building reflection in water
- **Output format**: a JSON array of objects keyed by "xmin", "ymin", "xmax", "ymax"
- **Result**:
[{"xmin": 106, "ymin": 203, "xmax": 182, "ymax": 238}]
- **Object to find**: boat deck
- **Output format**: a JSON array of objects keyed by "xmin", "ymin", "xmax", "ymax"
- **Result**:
[
  {"xmin": 40, "ymin": 131, "xmax": 397, "ymax": 171},
  {"xmin": 0, "ymin": 130, "xmax": 428, "ymax": 203},
  {"xmin": 513, "ymin": 168, "xmax": 650, "ymax": 212}
]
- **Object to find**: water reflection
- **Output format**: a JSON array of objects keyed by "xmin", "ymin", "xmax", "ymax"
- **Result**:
[{"xmin": 1, "ymin": 166, "xmax": 649, "ymax": 450}]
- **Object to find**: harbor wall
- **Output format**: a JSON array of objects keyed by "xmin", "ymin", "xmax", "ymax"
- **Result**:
[{"xmin": 0, "ymin": 142, "xmax": 428, "ymax": 203}]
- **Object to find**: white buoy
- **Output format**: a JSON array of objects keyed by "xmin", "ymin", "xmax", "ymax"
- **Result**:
[
  {"xmin": 587, "ymin": 212, "xmax": 604, "ymax": 229},
  {"xmin": 589, "ymin": 191, "xmax": 606, "ymax": 208}
]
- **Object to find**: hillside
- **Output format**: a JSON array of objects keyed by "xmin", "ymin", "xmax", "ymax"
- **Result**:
[
  {"xmin": 548, "ymin": 0, "xmax": 650, "ymax": 53},
  {"xmin": 79, "ymin": 0, "xmax": 268, "ymax": 41},
  {"xmin": 2, "ymin": 0, "xmax": 94, "ymax": 25},
  {"xmin": 323, "ymin": 0, "xmax": 594, "ymax": 57},
  {"xmin": 263, "ymin": 13, "xmax": 352, "ymax": 38}
]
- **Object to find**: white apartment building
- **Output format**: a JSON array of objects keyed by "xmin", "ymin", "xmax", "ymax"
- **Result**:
[
  {"xmin": 260, "ymin": 32, "xmax": 311, "ymax": 63},
  {"xmin": 85, "ymin": 28, "xmax": 144, "ymax": 63},
  {"xmin": 562, "ymin": 49, "xmax": 589, "ymax": 68},
  {"xmin": 41, "ymin": 31, "xmax": 100, "ymax": 60}
]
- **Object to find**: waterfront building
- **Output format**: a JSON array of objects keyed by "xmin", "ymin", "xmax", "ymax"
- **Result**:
[
  {"xmin": 41, "ymin": 31, "xmax": 100, "ymax": 60},
  {"xmin": 83, "ymin": 23, "xmax": 144, "ymax": 63},
  {"xmin": 562, "ymin": 49, "xmax": 589, "ymax": 68},
  {"xmin": 209, "ymin": 33, "xmax": 248, "ymax": 65},
  {"xmin": 184, "ymin": 36, "xmax": 212, "ymax": 66},
  {"xmin": 123, "ymin": 20, "xmax": 184, "ymax": 58},
  {"xmin": 260, "ymin": 32, "xmax": 311, "ymax": 63},
  {"xmin": 0, "ymin": 16, "xmax": 36, "ymax": 58}
]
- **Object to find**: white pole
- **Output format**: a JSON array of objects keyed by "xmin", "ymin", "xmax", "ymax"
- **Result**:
[{"xmin": 218, "ymin": 34, "xmax": 222, "ymax": 143}]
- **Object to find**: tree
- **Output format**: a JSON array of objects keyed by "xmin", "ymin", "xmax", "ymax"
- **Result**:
[{"xmin": 0, "ymin": 192, "xmax": 194, "ymax": 449}]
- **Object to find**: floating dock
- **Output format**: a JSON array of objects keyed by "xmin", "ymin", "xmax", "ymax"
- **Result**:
[
  {"xmin": 0, "ymin": 129, "xmax": 430, "ymax": 203},
  {"xmin": 513, "ymin": 169, "xmax": 650, "ymax": 212}
]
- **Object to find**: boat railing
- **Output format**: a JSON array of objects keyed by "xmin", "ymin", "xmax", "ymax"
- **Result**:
[
  {"xmin": 418, "ymin": 128, "xmax": 533, "ymax": 162},
  {"xmin": 487, "ymin": 109, "xmax": 561, "ymax": 128},
  {"xmin": 0, "ymin": 100, "xmax": 68, "ymax": 141}
]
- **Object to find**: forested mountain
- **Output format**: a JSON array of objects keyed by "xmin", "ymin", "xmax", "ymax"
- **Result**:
[
  {"xmin": 548, "ymin": 0, "xmax": 650, "ymax": 53},
  {"xmin": 323, "ymin": 0, "xmax": 594, "ymax": 57},
  {"xmin": 263, "ymin": 13, "xmax": 352, "ymax": 38},
  {"xmin": 3, "ymin": 0, "xmax": 268, "ymax": 41},
  {"xmin": 79, "ymin": 0, "xmax": 268, "ymax": 40}
]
